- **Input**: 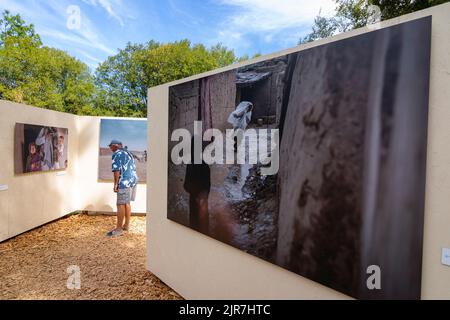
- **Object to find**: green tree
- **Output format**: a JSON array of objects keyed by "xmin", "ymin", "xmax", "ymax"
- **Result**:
[
  {"xmin": 300, "ymin": 14, "xmax": 341, "ymax": 44},
  {"xmin": 300, "ymin": 0, "xmax": 449, "ymax": 43},
  {"xmin": 210, "ymin": 43, "xmax": 239, "ymax": 67},
  {"xmin": 373, "ymin": 0, "xmax": 450, "ymax": 20},
  {"xmin": 237, "ymin": 52, "xmax": 262, "ymax": 63},
  {"xmin": 0, "ymin": 10, "xmax": 97, "ymax": 115},
  {"xmin": 94, "ymin": 42, "xmax": 152, "ymax": 117},
  {"xmin": 0, "ymin": 10, "xmax": 41, "ymax": 46},
  {"xmin": 1, "ymin": 10, "xmax": 259, "ymax": 118},
  {"xmin": 94, "ymin": 39, "xmax": 239, "ymax": 116}
]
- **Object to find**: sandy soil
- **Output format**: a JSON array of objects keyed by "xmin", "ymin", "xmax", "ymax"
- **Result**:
[
  {"xmin": 98, "ymin": 154, "xmax": 147, "ymax": 182},
  {"xmin": 0, "ymin": 214, "xmax": 181, "ymax": 300}
]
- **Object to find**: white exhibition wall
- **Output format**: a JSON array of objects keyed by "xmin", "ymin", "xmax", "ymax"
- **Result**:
[
  {"xmin": 0, "ymin": 100, "xmax": 147, "ymax": 243},
  {"xmin": 146, "ymin": 4, "xmax": 450, "ymax": 299}
]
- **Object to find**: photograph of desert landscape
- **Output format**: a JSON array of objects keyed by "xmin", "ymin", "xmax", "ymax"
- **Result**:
[{"xmin": 98, "ymin": 119, "xmax": 147, "ymax": 182}]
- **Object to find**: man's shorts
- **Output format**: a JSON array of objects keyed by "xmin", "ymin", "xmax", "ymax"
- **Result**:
[{"xmin": 117, "ymin": 185, "xmax": 137, "ymax": 205}]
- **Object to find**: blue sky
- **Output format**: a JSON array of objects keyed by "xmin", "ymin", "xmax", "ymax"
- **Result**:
[
  {"xmin": 100, "ymin": 119, "xmax": 147, "ymax": 151},
  {"xmin": 0, "ymin": 0, "xmax": 336, "ymax": 71}
]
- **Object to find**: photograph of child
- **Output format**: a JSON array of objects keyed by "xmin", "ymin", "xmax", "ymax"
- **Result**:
[{"xmin": 14, "ymin": 123, "xmax": 69, "ymax": 174}]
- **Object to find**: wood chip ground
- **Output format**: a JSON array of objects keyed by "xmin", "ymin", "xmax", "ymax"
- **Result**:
[{"xmin": 0, "ymin": 214, "xmax": 182, "ymax": 300}]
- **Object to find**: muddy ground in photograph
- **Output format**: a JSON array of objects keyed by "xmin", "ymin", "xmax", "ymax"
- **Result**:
[{"xmin": 168, "ymin": 126, "xmax": 279, "ymax": 262}]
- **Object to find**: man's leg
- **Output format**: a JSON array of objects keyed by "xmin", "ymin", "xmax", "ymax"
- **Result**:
[
  {"xmin": 124, "ymin": 185, "xmax": 136, "ymax": 230},
  {"xmin": 116, "ymin": 204, "xmax": 126, "ymax": 230},
  {"xmin": 107, "ymin": 187, "xmax": 127, "ymax": 236},
  {"xmin": 123, "ymin": 203, "xmax": 131, "ymax": 230}
]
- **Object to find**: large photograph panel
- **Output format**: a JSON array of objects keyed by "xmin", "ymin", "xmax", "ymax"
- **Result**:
[
  {"xmin": 167, "ymin": 17, "xmax": 431, "ymax": 299},
  {"xmin": 14, "ymin": 123, "xmax": 69, "ymax": 174},
  {"xmin": 98, "ymin": 119, "xmax": 148, "ymax": 182}
]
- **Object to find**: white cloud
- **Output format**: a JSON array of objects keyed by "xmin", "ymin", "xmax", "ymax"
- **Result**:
[
  {"xmin": 76, "ymin": 49, "xmax": 104, "ymax": 70},
  {"xmin": 168, "ymin": 0, "xmax": 202, "ymax": 26},
  {"xmin": 82, "ymin": 0, "xmax": 126, "ymax": 26},
  {"xmin": 39, "ymin": 28, "xmax": 115, "ymax": 56},
  {"xmin": 213, "ymin": 0, "xmax": 336, "ymax": 52},
  {"xmin": 0, "ymin": 0, "xmax": 116, "ymax": 67},
  {"xmin": 81, "ymin": 52, "xmax": 102, "ymax": 64},
  {"xmin": 219, "ymin": 0, "xmax": 336, "ymax": 32},
  {"xmin": 216, "ymin": 29, "xmax": 248, "ymax": 52}
]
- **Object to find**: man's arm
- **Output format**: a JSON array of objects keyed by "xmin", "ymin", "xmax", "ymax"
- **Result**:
[
  {"xmin": 112, "ymin": 151, "xmax": 122, "ymax": 192},
  {"xmin": 113, "ymin": 171, "xmax": 120, "ymax": 193}
]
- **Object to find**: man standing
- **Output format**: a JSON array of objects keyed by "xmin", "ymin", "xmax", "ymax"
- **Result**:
[{"xmin": 107, "ymin": 140, "xmax": 138, "ymax": 237}]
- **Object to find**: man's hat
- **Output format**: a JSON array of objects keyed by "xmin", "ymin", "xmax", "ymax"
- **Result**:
[{"xmin": 108, "ymin": 139, "xmax": 122, "ymax": 146}]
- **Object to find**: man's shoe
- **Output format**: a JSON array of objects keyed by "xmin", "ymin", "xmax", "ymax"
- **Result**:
[
  {"xmin": 106, "ymin": 229, "xmax": 123, "ymax": 237},
  {"xmin": 122, "ymin": 225, "xmax": 129, "ymax": 231}
]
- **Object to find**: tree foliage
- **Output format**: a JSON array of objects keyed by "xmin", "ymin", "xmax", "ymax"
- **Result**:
[
  {"xmin": 94, "ymin": 40, "xmax": 239, "ymax": 117},
  {"xmin": 300, "ymin": 0, "xmax": 449, "ymax": 43},
  {"xmin": 4, "ymin": 2, "xmax": 446, "ymax": 117},
  {"xmin": 373, "ymin": 0, "xmax": 450, "ymax": 20},
  {"xmin": 0, "ymin": 10, "xmax": 97, "ymax": 115},
  {"xmin": 0, "ymin": 10, "xmax": 41, "ymax": 46},
  {"xmin": 0, "ymin": 10, "xmax": 247, "ymax": 117}
]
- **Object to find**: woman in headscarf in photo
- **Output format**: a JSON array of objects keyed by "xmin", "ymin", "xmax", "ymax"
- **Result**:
[
  {"xmin": 35, "ymin": 127, "xmax": 55, "ymax": 170},
  {"xmin": 227, "ymin": 101, "xmax": 254, "ymax": 131}
]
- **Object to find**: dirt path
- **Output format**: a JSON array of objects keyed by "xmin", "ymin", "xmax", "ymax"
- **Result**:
[{"xmin": 0, "ymin": 214, "xmax": 181, "ymax": 300}]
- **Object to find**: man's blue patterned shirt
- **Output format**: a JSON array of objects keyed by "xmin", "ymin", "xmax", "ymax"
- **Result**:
[{"xmin": 112, "ymin": 149, "xmax": 138, "ymax": 189}]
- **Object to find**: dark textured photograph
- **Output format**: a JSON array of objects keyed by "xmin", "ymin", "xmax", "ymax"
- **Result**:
[{"xmin": 167, "ymin": 17, "xmax": 431, "ymax": 299}]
